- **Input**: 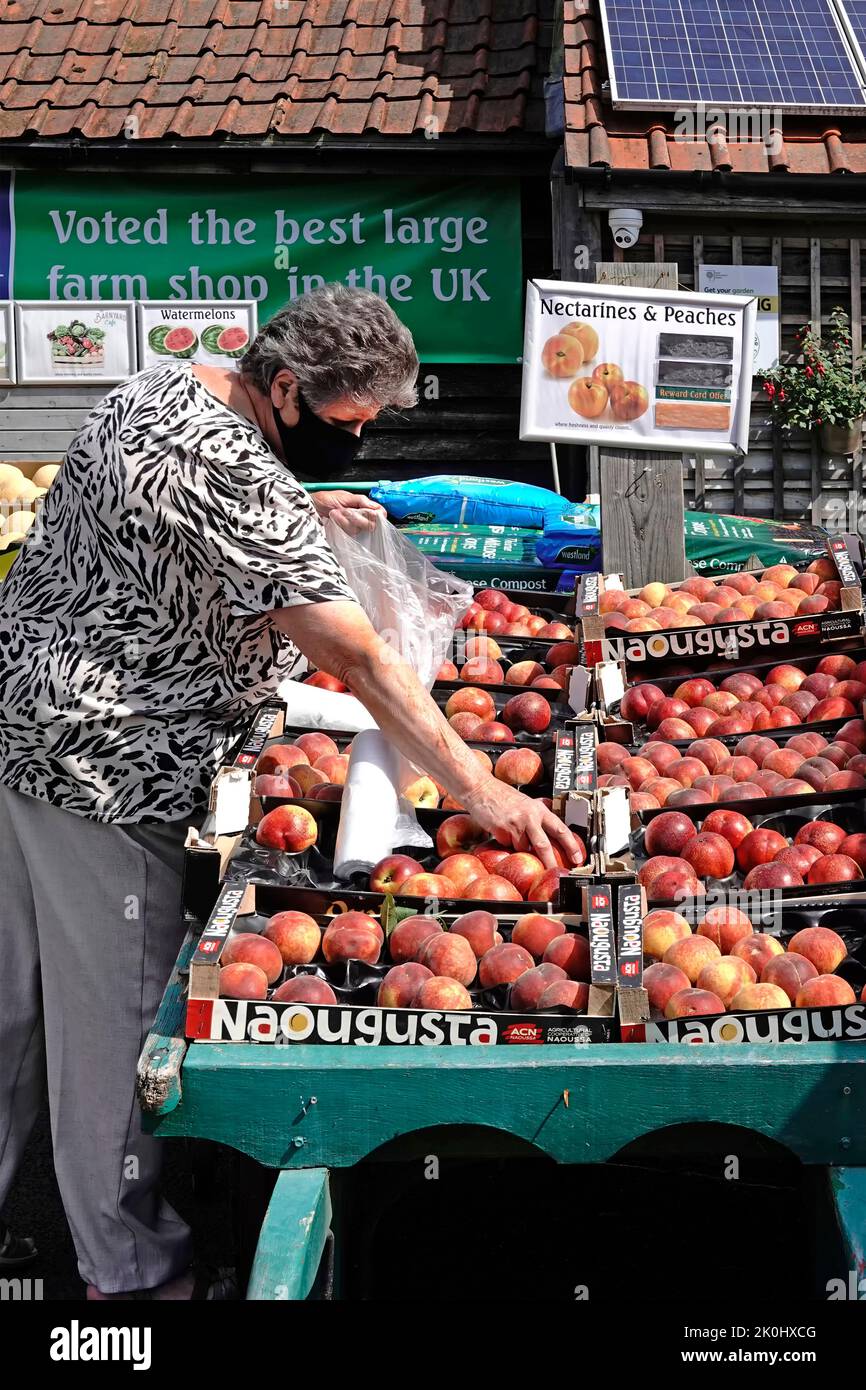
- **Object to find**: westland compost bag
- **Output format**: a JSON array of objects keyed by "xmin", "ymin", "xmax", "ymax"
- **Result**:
[
  {"xmin": 370, "ymin": 475, "xmax": 597, "ymax": 530},
  {"xmin": 685, "ymin": 512, "xmax": 828, "ymax": 575}
]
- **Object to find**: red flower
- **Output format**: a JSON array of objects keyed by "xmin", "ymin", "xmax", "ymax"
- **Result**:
[
  {"xmin": 805, "ymin": 366, "xmax": 814, "ymax": 377},
  {"xmin": 779, "ymin": 389, "xmax": 786, "ymax": 400}
]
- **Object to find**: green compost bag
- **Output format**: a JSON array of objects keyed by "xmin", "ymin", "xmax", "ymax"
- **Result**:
[{"xmin": 684, "ymin": 511, "xmax": 828, "ymax": 576}]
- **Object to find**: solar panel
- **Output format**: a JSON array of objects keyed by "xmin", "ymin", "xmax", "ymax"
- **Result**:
[
  {"xmin": 599, "ymin": 0, "xmax": 866, "ymax": 110},
  {"xmin": 836, "ymin": 0, "xmax": 866, "ymax": 63}
]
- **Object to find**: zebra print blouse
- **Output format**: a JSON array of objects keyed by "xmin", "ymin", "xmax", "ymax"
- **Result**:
[{"xmin": 0, "ymin": 362, "xmax": 355, "ymax": 822}]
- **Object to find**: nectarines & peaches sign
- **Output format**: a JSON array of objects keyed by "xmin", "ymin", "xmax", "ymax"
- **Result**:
[{"xmin": 520, "ymin": 278, "xmax": 756, "ymax": 455}]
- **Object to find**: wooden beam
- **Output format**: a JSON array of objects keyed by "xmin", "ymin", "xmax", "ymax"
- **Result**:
[
  {"xmin": 599, "ymin": 450, "xmax": 687, "ymax": 585},
  {"xmin": 247, "ymin": 1168, "xmax": 332, "ymax": 1301},
  {"xmin": 580, "ymin": 186, "xmax": 866, "ymax": 218}
]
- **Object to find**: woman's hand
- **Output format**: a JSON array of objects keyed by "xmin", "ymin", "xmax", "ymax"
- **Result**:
[
  {"xmin": 313, "ymin": 490, "xmax": 386, "ymax": 533},
  {"xmin": 460, "ymin": 776, "xmax": 584, "ymax": 869}
]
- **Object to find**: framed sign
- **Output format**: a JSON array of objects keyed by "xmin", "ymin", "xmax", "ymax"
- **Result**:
[
  {"xmin": 0, "ymin": 301, "xmax": 15, "ymax": 383},
  {"xmin": 137, "ymin": 300, "xmax": 258, "ymax": 371},
  {"xmin": 520, "ymin": 278, "xmax": 756, "ymax": 456},
  {"xmin": 698, "ymin": 264, "xmax": 779, "ymax": 371},
  {"xmin": 14, "ymin": 301, "xmax": 136, "ymax": 384}
]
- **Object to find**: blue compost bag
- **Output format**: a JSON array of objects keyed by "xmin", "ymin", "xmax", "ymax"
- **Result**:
[{"xmin": 370, "ymin": 475, "xmax": 596, "ymax": 530}]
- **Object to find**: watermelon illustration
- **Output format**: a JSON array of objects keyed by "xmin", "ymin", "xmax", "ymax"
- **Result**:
[
  {"xmin": 216, "ymin": 325, "xmax": 250, "ymax": 358},
  {"xmin": 163, "ymin": 326, "xmax": 198, "ymax": 358},
  {"xmin": 200, "ymin": 324, "xmax": 226, "ymax": 355},
  {"xmin": 148, "ymin": 325, "xmax": 171, "ymax": 355}
]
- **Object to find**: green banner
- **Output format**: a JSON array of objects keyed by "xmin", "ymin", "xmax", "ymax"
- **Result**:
[{"xmin": 11, "ymin": 173, "xmax": 522, "ymax": 363}]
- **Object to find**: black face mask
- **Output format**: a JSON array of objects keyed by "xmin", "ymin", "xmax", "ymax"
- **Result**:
[{"xmin": 272, "ymin": 389, "xmax": 364, "ymax": 483}]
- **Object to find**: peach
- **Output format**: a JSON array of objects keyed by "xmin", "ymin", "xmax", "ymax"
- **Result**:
[
  {"xmin": 218, "ymin": 961, "xmax": 269, "ymax": 999},
  {"xmin": 419, "ymin": 933, "xmax": 478, "ymax": 986},
  {"xmin": 258, "ymin": 742, "xmax": 311, "ymax": 775},
  {"xmin": 811, "ymin": 697, "xmax": 857, "ymax": 722},
  {"xmin": 743, "ymin": 861, "xmax": 803, "ymax": 890},
  {"xmin": 449, "ymin": 711, "xmax": 484, "ymax": 739},
  {"xmin": 620, "ymin": 684, "xmax": 667, "ymax": 723},
  {"xmin": 599, "ymin": 588, "xmax": 629, "ymax": 615},
  {"xmin": 839, "ymin": 719, "xmax": 866, "ymax": 749},
  {"xmin": 644, "ymin": 961, "xmax": 692, "ymax": 1013},
  {"xmin": 680, "ymin": 576, "xmax": 718, "ymax": 601},
  {"xmin": 621, "ymin": 755, "xmax": 659, "ymax": 791},
  {"xmin": 272, "ymin": 975, "xmax": 337, "ymax": 1005},
  {"xmin": 474, "ymin": 721, "xmax": 515, "ymax": 743},
  {"xmin": 561, "ymin": 319, "xmax": 599, "ymax": 360},
  {"xmin": 736, "ymin": 734, "xmax": 779, "ymax": 762},
  {"xmin": 794, "ymin": 820, "xmax": 847, "ymax": 854},
  {"xmin": 496, "ymin": 852, "xmax": 546, "ymax": 898},
  {"xmin": 638, "ymin": 777, "xmax": 681, "ymax": 806},
  {"xmin": 706, "ymin": 715, "xmax": 755, "ymax": 738},
  {"xmin": 436, "ymin": 659, "xmax": 459, "ymax": 681},
  {"xmin": 774, "ymin": 844, "xmax": 823, "ymax": 876},
  {"xmin": 675, "ymin": 677, "xmax": 717, "ymax": 707},
  {"xmin": 501, "ymin": 692, "xmax": 551, "ymax": 735},
  {"xmin": 632, "ymin": 792, "xmax": 662, "ymax": 811},
  {"xmin": 388, "ymin": 914, "xmax": 443, "ymax": 964},
  {"xmin": 664, "ymin": 934, "xmax": 720, "ymax": 984},
  {"xmin": 509, "ymin": 962, "xmax": 568, "ymax": 1011},
  {"xmin": 720, "ymin": 672, "xmax": 763, "ymax": 698},
  {"xmin": 642, "ymin": 909, "xmax": 692, "ymax": 959},
  {"xmin": 370, "ymin": 854, "xmax": 425, "ymax": 894},
  {"xmin": 464, "ymin": 635, "xmax": 503, "ymax": 661},
  {"xmin": 543, "ymin": 932, "xmax": 591, "ymax": 980},
  {"xmin": 644, "ymin": 810, "xmax": 699, "ymax": 857},
  {"xmin": 322, "ymin": 924, "xmax": 381, "ymax": 965},
  {"xmin": 644, "ymin": 865, "xmax": 703, "ymax": 906},
  {"xmin": 289, "ymin": 765, "xmax": 330, "ymax": 796},
  {"xmin": 255, "ymin": 804, "xmax": 318, "ymax": 852},
  {"xmin": 664, "ymin": 987, "xmax": 726, "ymax": 1019},
  {"xmin": 294, "ymin": 732, "xmax": 339, "ymax": 763},
  {"xmin": 692, "ymin": 775, "xmax": 735, "ymax": 800},
  {"xmin": 761, "ymin": 952, "xmax": 818, "ymax": 1003},
  {"xmin": 837, "ymin": 832, "xmax": 866, "ymax": 871},
  {"xmin": 436, "ymin": 814, "xmax": 487, "ymax": 858},
  {"xmin": 378, "ymin": 962, "xmax": 434, "ymax": 1007},
  {"xmin": 727, "ymin": 571, "xmax": 760, "ymax": 594},
  {"xmin": 545, "ymin": 640, "xmax": 580, "ymax": 667},
  {"xmin": 445, "ymin": 686, "xmax": 496, "ymax": 721},
  {"xmin": 696, "ymin": 905, "xmax": 754, "ymax": 953},
  {"xmin": 795, "ymin": 975, "xmax": 856, "ymax": 1008},
  {"xmin": 538, "ymin": 980, "xmax": 589, "ymax": 1011},
  {"xmin": 413, "ymin": 977, "xmax": 473, "ymax": 1010},
  {"xmin": 222, "ymin": 932, "xmax": 284, "ymax": 984},
  {"xmin": 816, "ymin": 581, "xmax": 842, "ymax": 606},
  {"xmin": 731, "ymin": 934, "xmax": 784, "ymax": 976},
  {"xmin": 655, "ymin": 717, "xmax": 697, "ymax": 740},
  {"xmin": 505, "ymin": 660, "xmax": 545, "ymax": 687},
  {"xmin": 264, "ymin": 910, "xmax": 322, "ymax": 965},
  {"xmin": 682, "ymin": 832, "xmax": 735, "ymax": 880},
  {"xmin": 449, "ymin": 909, "xmax": 501, "ymax": 959},
  {"xmin": 646, "ymin": 696, "xmax": 690, "ymax": 730},
  {"xmin": 697, "ymin": 956, "xmax": 756, "ymax": 1008},
  {"xmin": 801, "ymin": 673, "xmax": 836, "ymax": 700},
  {"xmin": 433, "ymin": 853, "xmax": 486, "ymax": 895},
  {"xmin": 762, "ymin": 564, "xmax": 799, "ymax": 589},
  {"xmin": 729, "ymin": 982, "xmax": 791, "ymax": 1011},
  {"xmin": 542, "ymin": 332, "xmax": 585, "ymax": 376},
  {"xmin": 460, "ymin": 657, "xmax": 505, "ymax": 685},
  {"xmin": 620, "ymin": 598, "xmax": 652, "ymax": 620},
  {"xmin": 786, "ymin": 731, "xmax": 828, "ymax": 757},
  {"xmin": 254, "ymin": 774, "xmax": 303, "ymax": 798},
  {"xmin": 643, "ymin": 742, "xmax": 684, "ymax": 772},
  {"xmin": 807, "ymin": 557, "xmax": 838, "ymax": 581},
  {"xmin": 787, "ymin": 926, "xmax": 849, "ymax": 973},
  {"xmin": 736, "ymin": 828, "xmax": 788, "ymax": 872},
  {"xmin": 670, "ymin": 756, "xmax": 712, "ymax": 787},
  {"xmin": 702, "ymin": 691, "xmax": 740, "ymax": 717},
  {"xmin": 528, "ymin": 867, "xmax": 573, "ymax": 902},
  {"xmin": 687, "ymin": 739, "xmax": 729, "ymax": 773},
  {"xmin": 399, "ymin": 872, "xmax": 459, "ymax": 898},
  {"xmin": 494, "ymin": 747, "xmax": 544, "ymax": 788},
  {"xmin": 478, "ymin": 941, "xmax": 534, "ymax": 988},
  {"xmin": 824, "ymin": 771, "xmax": 866, "ymax": 791},
  {"xmin": 807, "ymin": 849, "xmax": 862, "ymax": 887},
  {"xmin": 597, "ymin": 742, "xmax": 630, "ymax": 773},
  {"xmin": 511, "ymin": 912, "xmax": 566, "ymax": 960}
]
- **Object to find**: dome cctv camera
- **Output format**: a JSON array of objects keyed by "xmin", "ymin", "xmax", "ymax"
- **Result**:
[{"xmin": 608, "ymin": 209, "xmax": 643, "ymax": 249}]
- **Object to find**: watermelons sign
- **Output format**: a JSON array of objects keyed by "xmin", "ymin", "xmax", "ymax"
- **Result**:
[
  {"xmin": 9, "ymin": 172, "xmax": 522, "ymax": 363},
  {"xmin": 137, "ymin": 301, "xmax": 257, "ymax": 371}
]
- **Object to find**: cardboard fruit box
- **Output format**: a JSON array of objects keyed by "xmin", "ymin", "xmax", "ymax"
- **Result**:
[
  {"xmin": 576, "ymin": 536, "xmax": 864, "ymax": 676},
  {"xmin": 184, "ymin": 878, "xmax": 617, "ymax": 1046},
  {"xmin": 593, "ymin": 789, "xmax": 866, "ymax": 907},
  {"xmin": 621, "ymin": 893, "xmax": 866, "ymax": 1045}
]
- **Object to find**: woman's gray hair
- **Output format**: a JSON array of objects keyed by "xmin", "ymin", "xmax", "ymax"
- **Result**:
[{"xmin": 241, "ymin": 283, "xmax": 419, "ymax": 412}]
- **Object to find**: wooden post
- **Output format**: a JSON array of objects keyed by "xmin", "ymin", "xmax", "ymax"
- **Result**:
[{"xmin": 599, "ymin": 449, "xmax": 687, "ymax": 586}]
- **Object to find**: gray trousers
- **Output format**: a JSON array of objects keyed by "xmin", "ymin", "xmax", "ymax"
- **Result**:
[{"xmin": 0, "ymin": 782, "xmax": 193, "ymax": 1292}]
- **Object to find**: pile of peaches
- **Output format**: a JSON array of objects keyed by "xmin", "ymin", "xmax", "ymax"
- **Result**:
[
  {"xmin": 599, "ymin": 719, "xmax": 866, "ymax": 813},
  {"xmin": 618, "ymin": 653, "xmax": 866, "ymax": 742},
  {"xmin": 644, "ymin": 907, "xmax": 864, "ymax": 1021},
  {"xmin": 218, "ymin": 902, "xmax": 590, "ymax": 1014},
  {"xmin": 541, "ymin": 320, "xmax": 649, "ymax": 423},
  {"xmin": 437, "ymin": 632, "xmax": 577, "ymax": 691},
  {"xmin": 601, "ymin": 558, "xmax": 842, "ymax": 636},
  {"xmin": 638, "ymin": 808, "xmax": 866, "ymax": 900},
  {"xmin": 442, "ymin": 684, "xmax": 557, "ymax": 744},
  {"xmin": 457, "ymin": 588, "xmax": 575, "ymax": 642},
  {"xmin": 362, "ymin": 813, "xmax": 582, "ymax": 905}
]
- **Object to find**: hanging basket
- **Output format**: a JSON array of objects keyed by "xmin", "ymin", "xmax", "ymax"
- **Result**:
[{"xmin": 818, "ymin": 418, "xmax": 864, "ymax": 455}]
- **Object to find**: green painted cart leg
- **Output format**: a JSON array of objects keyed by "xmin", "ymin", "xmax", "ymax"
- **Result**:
[
  {"xmin": 828, "ymin": 1167, "xmax": 866, "ymax": 1296},
  {"xmin": 246, "ymin": 1168, "xmax": 332, "ymax": 1301}
]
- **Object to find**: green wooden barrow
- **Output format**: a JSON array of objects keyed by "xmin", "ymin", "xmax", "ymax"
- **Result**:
[{"xmin": 138, "ymin": 922, "xmax": 866, "ymax": 1300}]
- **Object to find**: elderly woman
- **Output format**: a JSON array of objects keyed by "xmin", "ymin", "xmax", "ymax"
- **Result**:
[{"xmin": 0, "ymin": 284, "xmax": 580, "ymax": 1299}]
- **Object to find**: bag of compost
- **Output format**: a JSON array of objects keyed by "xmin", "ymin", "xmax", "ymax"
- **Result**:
[{"xmin": 684, "ymin": 511, "xmax": 829, "ymax": 575}]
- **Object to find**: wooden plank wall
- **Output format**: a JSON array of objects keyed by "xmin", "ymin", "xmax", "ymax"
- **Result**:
[{"xmin": 621, "ymin": 227, "xmax": 865, "ymax": 526}]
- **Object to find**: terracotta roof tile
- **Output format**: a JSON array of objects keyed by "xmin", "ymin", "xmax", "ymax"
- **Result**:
[
  {"xmin": 0, "ymin": 0, "xmax": 546, "ymax": 141},
  {"xmin": 562, "ymin": 1, "xmax": 866, "ymax": 178}
]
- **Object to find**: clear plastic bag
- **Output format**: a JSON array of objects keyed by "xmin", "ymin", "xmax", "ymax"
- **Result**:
[{"xmin": 323, "ymin": 514, "xmax": 472, "ymax": 688}]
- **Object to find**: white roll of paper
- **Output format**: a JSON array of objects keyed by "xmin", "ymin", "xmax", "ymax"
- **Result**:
[{"xmin": 333, "ymin": 729, "xmax": 432, "ymax": 880}]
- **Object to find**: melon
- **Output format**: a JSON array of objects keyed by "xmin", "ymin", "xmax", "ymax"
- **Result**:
[
  {"xmin": 164, "ymin": 326, "xmax": 198, "ymax": 357},
  {"xmin": 217, "ymin": 325, "xmax": 250, "ymax": 357}
]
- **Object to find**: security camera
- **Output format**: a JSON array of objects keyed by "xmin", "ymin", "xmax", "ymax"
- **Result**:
[{"xmin": 608, "ymin": 208, "xmax": 643, "ymax": 249}]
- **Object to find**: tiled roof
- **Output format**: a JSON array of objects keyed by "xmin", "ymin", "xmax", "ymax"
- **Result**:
[
  {"xmin": 0, "ymin": 0, "xmax": 546, "ymax": 142},
  {"xmin": 563, "ymin": 0, "xmax": 866, "ymax": 177}
]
